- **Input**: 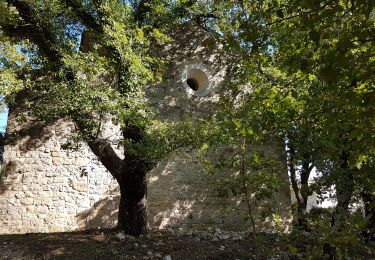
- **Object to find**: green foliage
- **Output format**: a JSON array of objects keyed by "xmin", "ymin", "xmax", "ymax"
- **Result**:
[
  {"xmin": 194, "ymin": 97, "xmax": 283, "ymax": 232},
  {"xmin": 1, "ymin": 0, "xmax": 374, "ymax": 238},
  {"xmin": 214, "ymin": 151, "xmax": 281, "ymax": 201},
  {"xmin": 199, "ymin": 0, "xmax": 375, "ymax": 234},
  {"xmin": 287, "ymin": 244, "xmax": 297, "ymax": 257},
  {"xmin": 0, "ymin": 0, "xmax": 215, "ymax": 171},
  {"xmin": 306, "ymin": 209, "xmax": 372, "ymax": 259}
]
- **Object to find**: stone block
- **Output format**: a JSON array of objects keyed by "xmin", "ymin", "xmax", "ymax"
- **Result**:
[
  {"xmin": 71, "ymin": 182, "xmax": 87, "ymax": 192},
  {"xmin": 52, "ymin": 152, "xmax": 64, "ymax": 157},
  {"xmin": 30, "ymin": 151, "xmax": 40, "ymax": 159},
  {"xmin": 49, "ymin": 225, "xmax": 66, "ymax": 232},
  {"xmin": 76, "ymin": 158, "xmax": 90, "ymax": 166},
  {"xmin": 36, "ymin": 207, "xmax": 48, "ymax": 214},
  {"xmin": 63, "ymin": 159, "xmax": 74, "ymax": 165},
  {"xmin": 26, "ymin": 205, "xmax": 36, "ymax": 213},
  {"xmin": 35, "ymin": 163, "xmax": 47, "ymax": 171},
  {"xmin": 40, "ymin": 152, "xmax": 50, "ymax": 158},
  {"xmin": 6, "ymin": 198, "xmax": 17, "ymax": 205},
  {"xmin": 67, "ymin": 208, "xmax": 76, "ymax": 214},
  {"xmin": 20, "ymin": 198, "xmax": 33, "ymax": 205},
  {"xmin": 7, "ymin": 151, "xmax": 17, "ymax": 159},
  {"xmin": 12, "ymin": 185, "xmax": 22, "ymax": 191},
  {"xmin": 40, "ymin": 157, "xmax": 53, "ymax": 166},
  {"xmin": 50, "ymin": 145, "xmax": 61, "ymax": 152},
  {"xmin": 52, "ymin": 157, "xmax": 64, "ymax": 166},
  {"xmin": 54, "ymin": 177, "xmax": 67, "ymax": 184},
  {"xmin": 30, "ymin": 219, "xmax": 42, "ymax": 226},
  {"xmin": 41, "ymin": 198, "xmax": 53, "ymax": 205}
]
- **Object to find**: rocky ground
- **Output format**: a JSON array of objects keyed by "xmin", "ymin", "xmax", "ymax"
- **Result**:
[{"xmin": 0, "ymin": 228, "xmax": 373, "ymax": 259}]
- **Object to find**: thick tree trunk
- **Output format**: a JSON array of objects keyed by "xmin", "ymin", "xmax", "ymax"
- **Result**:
[
  {"xmin": 75, "ymin": 118, "xmax": 149, "ymax": 235},
  {"xmin": 117, "ymin": 163, "xmax": 148, "ymax": 236},
  {"xmin": 3, "ymin": 0, "xmax": 151, "ymax": 237},
  {"xmin": 362, "ymin": 191, "xmax": 375, "ymax": 235},
  {"xmin": 331, "ymin": 182, "xmax": 353, "ymax": 233},
  {"xmin": 331, "ymin": 152, "xmax": 353, "ymax": 233},
  {"xmin": 322, "ymin": 152, "xmax": 353, "ymax": 258},
  {"xmin": 116, "ymin": 123, "xmax": 150, "ymax": 235}
]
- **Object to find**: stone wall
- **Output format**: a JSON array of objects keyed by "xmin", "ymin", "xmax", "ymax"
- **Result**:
[
  {"xmin": 147, "ymin": 144, "xmax": 291, "ymax": 231},
  {"xmin": 0, "ymin": 122, "xmax": 290, "ymax": 234},
  {"xmin": 0, "ymin": 119, "xmax": 119, "ymax": 233},
  {"xmin": 0, "ymin": 25, "xmax": 292, "ymax": 234}
]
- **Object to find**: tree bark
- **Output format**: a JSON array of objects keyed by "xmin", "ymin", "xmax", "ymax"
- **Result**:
[
  {"xmin": 288, "ymin": 146, "xmax": 311, "ymax": 230},
  {"xmin": 241, "ymin": 138, "xmax": 256, "ymax": 233},
  {"xmin": 75, "ymin": 119, "xmax": 150, "ymax": 235},
  {"xmin": 117, "ymin": 160, "xmax": 148, "ymax": 236},
  {"xmin": 2, "ymin": 0, "xmax": 151, "ymax": 236},
  {"xmin": 299, "ymin": 159, "xmax": 313, "ymax": 228},
  {"xmin": 331, "ymin": 151, "xmax": 353, "ymax": 233},
  {"xmin": 361, "ymin": 191, "xmax": 375, "ymax": 234}
]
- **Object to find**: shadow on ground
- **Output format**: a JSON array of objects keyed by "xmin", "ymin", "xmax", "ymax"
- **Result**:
[{"xmin": 0, "ymin": 229, "xmax": 374, "ymax": 260}]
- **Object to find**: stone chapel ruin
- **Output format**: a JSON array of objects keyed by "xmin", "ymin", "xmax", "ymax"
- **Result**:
[{"xmin": 0, "ymin": 25, "xmax": 292, "ymax": 234}]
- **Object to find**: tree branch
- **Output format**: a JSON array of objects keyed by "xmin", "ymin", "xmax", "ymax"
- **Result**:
[
  {"xmin": 2, "ymin": 0, "xmax": 62, "ymax": 66},
  {"xmin": 3, "ymin": 0, "xmax": 124, "ymax": 180},
  {"xmin": 308, "ymin": 163, "xmax": 314, "ymax": 173},
  {"xmin": 134, "ymin": 0, "xmax": 151, "ymax": 24},
  {"xmin": 86, "ymin": 138, "xmax": 123, "ymax": 179},
  {"xmin": 62, "ymin": 0, "xmax": 104, "ymax": 32},
  {"xmin": 73, "ymin": 114, "xmax": 123, "ymax": 179},
  {"xmin": 266, "ymin": 1, "xmax": 334, "ymax": 26}
]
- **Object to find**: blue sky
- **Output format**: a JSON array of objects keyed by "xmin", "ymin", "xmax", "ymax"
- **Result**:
[{"xmin": 0, "ymin": 107, "xmax": 8, "ymax": 133}]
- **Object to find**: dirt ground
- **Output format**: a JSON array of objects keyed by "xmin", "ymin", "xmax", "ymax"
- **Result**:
[{"xmin": 0, "ymin": 229, "xmax": 374, "ymax": 259}]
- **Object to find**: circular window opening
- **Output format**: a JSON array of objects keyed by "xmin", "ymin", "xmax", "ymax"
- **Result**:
[
  {"xmin": 186, "ymin": 78, "xmax": 199, "ymax": 91},
  {"xmin": 186, "ymin": 69, "xmax": 209, "ymax": 92},
  {"xmin": 181, "ymin": 64, "xmax": 212, "ymax": 96},
  {"xmin": 182, "ymin": 64, "xmax": 212, "ymax": 97}
]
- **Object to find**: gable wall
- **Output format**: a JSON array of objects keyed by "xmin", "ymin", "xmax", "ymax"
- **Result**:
[{"xmin": 0, "ymin": 26, "xmax": 292, "ymax": 234}]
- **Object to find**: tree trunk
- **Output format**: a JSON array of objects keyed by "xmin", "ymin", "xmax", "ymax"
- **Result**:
[
  {"xmin": 331, "ymin": 151, "xmax": 353, "ymax": 233},
  {"xmin": 299, "ymin": 159, "xmax": 312, "ymax": 228},
  {"xmin": 361, "ymin": 191, "xmax": 375, "ymax": 234},
  {"xmin": 117, "ymin": 164, "xmax": 148, "ymax": 236},
  {"xmin": 331, "ymin": 186, "xmax": 353, "ymax": 233},
  {"xmin": 288, "ymin": 146, "xmax": 311, "ymax": 230},
  {"xmin": 241, "ymin": 139, "xmax": 256, "ymax": 233}
]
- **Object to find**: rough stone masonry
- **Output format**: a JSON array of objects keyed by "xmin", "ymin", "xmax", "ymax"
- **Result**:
[{"xmin": 0, "ymin": 25, "xmax": 292, "ymax": 234}]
